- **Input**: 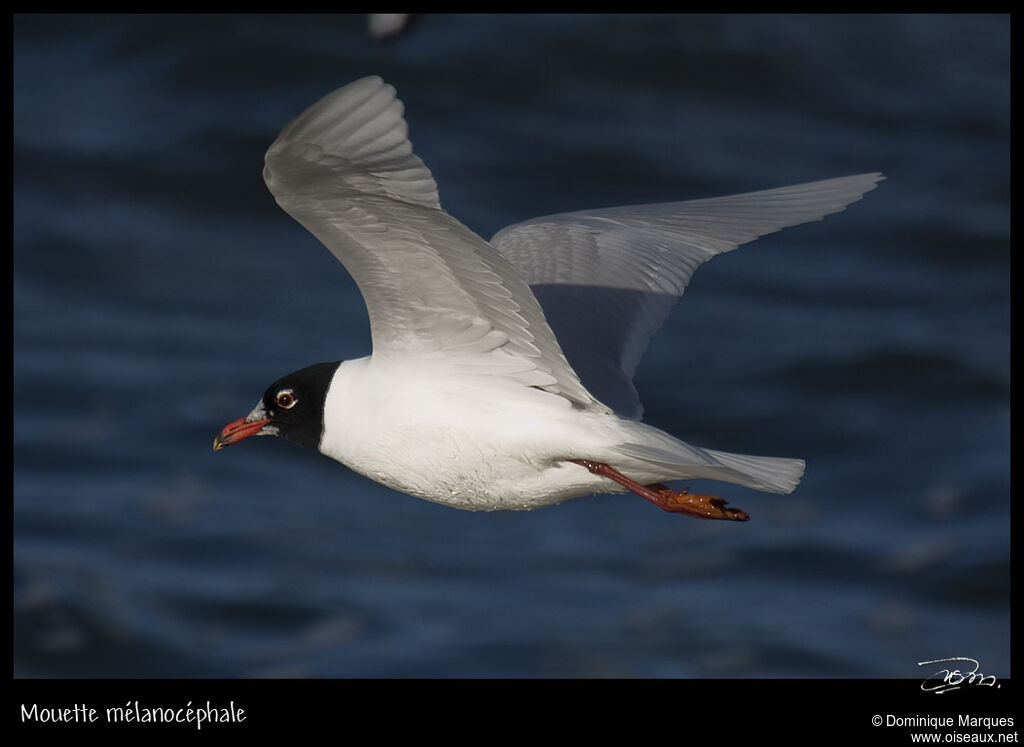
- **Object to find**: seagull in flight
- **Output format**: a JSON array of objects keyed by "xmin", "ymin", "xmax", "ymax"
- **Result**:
[{"xmin": 214, "ymin": 76, "xmax": 882, "ymax": 521}]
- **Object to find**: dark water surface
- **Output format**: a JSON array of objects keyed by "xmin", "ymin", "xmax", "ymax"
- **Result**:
[{"xmin": 14, "ymin": 14, "xmax": 1009, "ymax": 680}]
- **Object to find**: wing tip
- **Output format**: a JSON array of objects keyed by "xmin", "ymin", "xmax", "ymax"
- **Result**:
[
  {"xmin": 841, "ymin": 170, "xmax": 886, "ymax": 194},
  {"xmin": 271, "ymin": 75, "xmax": 399, "ymax": 149}
]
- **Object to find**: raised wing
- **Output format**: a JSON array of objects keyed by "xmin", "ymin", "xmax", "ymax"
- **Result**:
[
  {"xmin": 491, "ymin": 173, "xmax": 884, "ymax": 418},
  {"xmin": 264, "ymin": 76, "xmax": 607, "ymax": 412}
]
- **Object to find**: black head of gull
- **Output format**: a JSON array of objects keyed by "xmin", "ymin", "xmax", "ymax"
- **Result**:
[{"xmin": 214, "ymin": 362, "xmax": 338, "ymax": 452}]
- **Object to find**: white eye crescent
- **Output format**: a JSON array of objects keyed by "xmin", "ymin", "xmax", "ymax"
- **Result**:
[{"xmin": 275, "ymin": 389, "xmax": 297, "ymax": 410}]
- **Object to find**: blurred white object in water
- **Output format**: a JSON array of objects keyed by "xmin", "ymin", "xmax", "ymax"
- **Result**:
[{"xmin": 367, "ymin": 14, "xmax": 413, "ymax": 40}]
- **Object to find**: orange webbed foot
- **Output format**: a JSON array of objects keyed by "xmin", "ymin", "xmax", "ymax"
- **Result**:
[
  {"xmin": 569, "ymin": 460, "xmax": 749, "ymax": 521},
  {"xmin": 644, "ymin": 483, "xmax": 749, "ymax": 521}
]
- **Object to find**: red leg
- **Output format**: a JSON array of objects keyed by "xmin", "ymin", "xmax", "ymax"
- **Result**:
[{"xmin": 569, "ymin": 459, "xmax": 749, "ymax": 521}]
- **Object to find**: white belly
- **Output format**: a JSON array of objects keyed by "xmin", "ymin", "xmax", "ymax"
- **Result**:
[{"xmin": 317, "ymin": 357, "xmax": 627, "ymax": 510}]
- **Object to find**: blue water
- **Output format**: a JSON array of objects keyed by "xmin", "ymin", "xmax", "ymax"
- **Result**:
[{"xmin": 14, "ymin": 14, "xmax": 1009, "ymax": 679}]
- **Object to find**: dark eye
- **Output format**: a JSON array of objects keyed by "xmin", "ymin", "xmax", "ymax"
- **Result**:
[{"xmin": 275, "ymin": 390, "xmax": 297, "ymax": 410}]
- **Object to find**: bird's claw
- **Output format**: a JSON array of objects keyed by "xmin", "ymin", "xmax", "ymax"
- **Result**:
[{"xmin": 646, "ymin": 483, "xmax": 749, "ymax": 521}]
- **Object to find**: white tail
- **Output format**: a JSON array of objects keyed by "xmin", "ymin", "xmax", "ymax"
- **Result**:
[{"xmin": 613, "ymin": 439, "xmax": 805, "ymax": 495}]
